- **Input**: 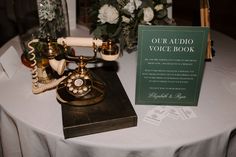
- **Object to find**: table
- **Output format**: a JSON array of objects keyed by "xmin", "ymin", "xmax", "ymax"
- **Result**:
[{"xmin": 1, "ymin": 28, "xmax": 236, "ymax": 157}]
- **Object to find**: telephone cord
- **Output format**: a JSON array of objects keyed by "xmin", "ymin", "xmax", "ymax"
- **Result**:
[
  {"xmin": 32, "ymin": 76, "xmax": 66, "ymax": 94},
  {"xmin": 28, "ymin": 39, "xmax": 39, "ymax": 88}
]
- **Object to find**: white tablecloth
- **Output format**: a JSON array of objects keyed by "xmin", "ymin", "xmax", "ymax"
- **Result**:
[{"xmin": 1, "ymin": 29, "xmax": 236, "ymax": 157}]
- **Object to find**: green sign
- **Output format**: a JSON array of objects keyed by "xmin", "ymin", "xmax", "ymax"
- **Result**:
[{"xmin": 135, "ymin": 26, "xmax": 209, "ymax": 106}]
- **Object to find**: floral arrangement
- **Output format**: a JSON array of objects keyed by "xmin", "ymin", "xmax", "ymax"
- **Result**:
[
  {"xmin": 37, "ymin": 0, "xmax": 69, "ymax": 39},
  {"xmin": 90, "ymin": 0, "xmax": 174, "ymax": 52},
  {"xmin": 21, "ymin": 0, "xmax": 70, "ymax": 68}
]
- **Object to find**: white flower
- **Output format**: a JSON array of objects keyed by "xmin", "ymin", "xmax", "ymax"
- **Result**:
[
  {"xmin": 134, "ymin": 0, "xmax": 142, "ymax": 8},
  {"xmin": 39, "ymin": 1, "xmax": 56, "ymax": 21},
  {"xmin": 155, "ymin": 4, "xmax": 164, "ymax": 12},
  {"xmin": 143, "ymin": 7, "xmax": 154, "ymax": 23},
  {"xmin": 98, "ymin": 4, "xmax": 119, "ymax": 24},
  {"xmin": 124, "ymin": 2, "xmax": 135, "ymax": 13},
  {"xmin": 122, "ymin": 16, "xmax": 131, "ymax": 23},
  {"xmin": 124, "ymin": 0, "xmax": 142, "ymax": 14}
]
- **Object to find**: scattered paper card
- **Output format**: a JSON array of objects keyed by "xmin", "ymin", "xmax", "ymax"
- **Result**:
[
  {"xmin": 0, "ymin": 46, "xmax": 21, "ymax": 78},
  {"xmin": 143, "ymin": 106, "xmax": 197, "ymax": 126}
]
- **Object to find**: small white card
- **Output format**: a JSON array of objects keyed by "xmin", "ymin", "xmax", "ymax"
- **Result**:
[
  {"xmin": 0, "ymin": 46, "xmax": 21, "ymax": 78},
  {"xmin": 144, "ymin": 106, "xmax": 197, "ymax": 126},
  {"xmin": 144, "ymin": 106, "xmax": 169, "ymax": 126}
]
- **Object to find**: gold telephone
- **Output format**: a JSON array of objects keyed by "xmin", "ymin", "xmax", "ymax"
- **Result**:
[
  {"xmin": 56, "ymin": 37, "xmax": 119, "ymax": 106},
  {"xmin": 28, "ymin": 36, "xmax": 120, "ymax": 106}
]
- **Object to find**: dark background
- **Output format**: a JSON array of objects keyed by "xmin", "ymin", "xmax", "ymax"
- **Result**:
[
  {"xmin": 173, "ymin": 0, "xmax": 236, "ymax": 40},
  {"xmin": 0, "ymin": 0, "xmax": 38, "ymax": 47},
  {"xmin": 0, "ymin": 0, "xmax": 235, "ymax": 47}
]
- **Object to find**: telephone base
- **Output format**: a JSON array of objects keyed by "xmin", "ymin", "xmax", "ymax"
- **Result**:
[{"xmin": 60, "ymin": 67, "xmax": 137, "ymax": 138}]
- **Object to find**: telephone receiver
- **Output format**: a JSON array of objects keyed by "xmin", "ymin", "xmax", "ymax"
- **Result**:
[
  {"xmin": 49, "ymin": 59, "xmax": 66, "ymax": 75},
  {"xmin": 57, "ymin": 37, "xmax": 120, "ymax": 61}
]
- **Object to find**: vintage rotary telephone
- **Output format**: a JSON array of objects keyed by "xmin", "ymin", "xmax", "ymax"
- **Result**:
[
  {"xmin": 28, "ymin": 36, "xmax": 120, "ymax": 106},
  {"xmin": 56, "ymin": 37, "xmax": 119, "ymax": 106}
]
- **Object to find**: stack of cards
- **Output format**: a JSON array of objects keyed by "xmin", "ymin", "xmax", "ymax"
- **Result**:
[{"xmin": 143, "ymin": 106, "xmax": 197, "ymax": 126}]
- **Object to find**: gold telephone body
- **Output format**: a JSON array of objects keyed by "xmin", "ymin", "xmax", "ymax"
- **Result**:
[
  {"xmin": 28, "ymin": 37, "xmax": 120, "ymax": 106},
  {"xmin": 28, "ymin": 38, "xmax": 68, "ymax": 94}
]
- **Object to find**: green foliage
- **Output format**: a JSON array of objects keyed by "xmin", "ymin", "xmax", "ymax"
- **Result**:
[{"xmin": 90, "ymin": 0, "xmax": 174, "ymax": 52}]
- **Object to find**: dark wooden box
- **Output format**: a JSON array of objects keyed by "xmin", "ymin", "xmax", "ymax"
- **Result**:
[{"xmin": 60, "ymin": 66, "xmax": 137, "ymax": 138}]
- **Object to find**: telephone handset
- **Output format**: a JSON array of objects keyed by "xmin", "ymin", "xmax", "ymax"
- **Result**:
[
  {"xmin": 56, "ymin": 37, "xmax": 120, "ymax": 106},
  {"xmin": 57, "ymin": 37, "xmax": 120, "ymax": 61},
  {"xmin": 28, "ymin": 38, "xmax": 67, "ymax": 94}
]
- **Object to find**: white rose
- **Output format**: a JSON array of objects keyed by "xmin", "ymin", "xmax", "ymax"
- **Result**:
[
  {"xmin": 124, "ymin": 0, "xmax": 142, "ymax": 13},
  {"xmin": 124, "ymin": 2, "xmax": 135, "ymax": 13},
  {"xmin": 155, "ymin": 4, "xmax": 164, "ymax": 12},
  {"xmin": 98, "ymin": 4, "xmax": 119, "ymax": 24},
  {"xmin": 143, "ymin": 7, "xmax": 154, "ymax": 23},
  {"xmin": 134, "ymin": 0, "xmax": 142, "ymax": 8},
  {"xmin": 122, "ymin": 16, "xmax": 131, "ymax": 23}
]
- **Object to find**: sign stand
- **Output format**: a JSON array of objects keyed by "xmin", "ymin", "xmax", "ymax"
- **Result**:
[{"xmin": 200, "ymin": 0, "xmax": 213, "ymax": 60}]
